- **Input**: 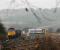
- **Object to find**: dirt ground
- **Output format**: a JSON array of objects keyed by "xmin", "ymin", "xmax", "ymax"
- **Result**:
[
  {"xmin": 45, "ymin": 33, "xmax": 60, "ymax": 50},
  {"xmin": 2, "ymin": 33, "xmax": 60, "ymax": 50}
]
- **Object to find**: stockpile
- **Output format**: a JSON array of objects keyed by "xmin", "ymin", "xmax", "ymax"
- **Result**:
[{"xmin": 45, "ymin": 33, "xmax": 60, "ymax": 50}]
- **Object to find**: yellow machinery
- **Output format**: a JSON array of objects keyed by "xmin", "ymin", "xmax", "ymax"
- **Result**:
[
  {"xmin": 7, "ymin": 28, "xmax": 16, "ymax": 39},
  {"xmin": 8, "ymin": 31, "xmax": 16, "ymax": 36}
]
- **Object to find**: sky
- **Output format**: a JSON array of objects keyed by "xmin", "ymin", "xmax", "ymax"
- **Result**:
[
  {"xmin": 0, "ymin": 0, "xmax": 60, "ymax": 9},
  {"xmin": 0, "ymin": 0, "xmax": 60, "ymax": 29}
]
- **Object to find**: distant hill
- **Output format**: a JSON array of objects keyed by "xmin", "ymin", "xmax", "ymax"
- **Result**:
[{"xmin": 0, "ymin": 8, "xmax": 60, "ymax": 30}]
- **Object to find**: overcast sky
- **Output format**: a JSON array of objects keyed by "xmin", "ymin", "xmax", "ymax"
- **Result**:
[{"xmin": 0, "ymin": 0, "xmax": 60, "ymax": 9}]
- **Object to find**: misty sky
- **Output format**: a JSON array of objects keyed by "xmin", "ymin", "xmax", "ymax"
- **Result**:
[
  {"xmin": 0, "ymin": 0, "xmax": 60, "ymax": 29},
  {"xmin": 0, "ymin": 0, "xmax": 60, "ymax": 9}
]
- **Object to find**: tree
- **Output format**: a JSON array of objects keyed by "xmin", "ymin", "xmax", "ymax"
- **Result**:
[
  {"xmin": 0, "ymin": 23, "xmax": 6, "ymax": 35},
  {"xmin": 0, "ymin": 22, "xmax": 6, "ymax": 40}
]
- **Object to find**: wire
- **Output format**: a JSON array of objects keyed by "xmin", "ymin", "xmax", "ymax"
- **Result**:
[
  {"xmin": 54, "ymin": 0, "xmax": 60, "ymax": 13},
  {"xmin": 4, "ymin": 0, "xmax": 15, "ymax": 17},
  {"xmin": 39, "ymin": 9, "xmax": 55, "ymax": 21},
  {"xmin": 8, "ymin": 0, "xmax": 41, "ymax": 24},
  {"xmin": 7, "ymin": 0, "xmax": 18, "ymax": 27},
  {"xmin": 8, "ymin": 0, "xmax": 57, "ymax": 27},
  {"xmin": 24, "ymin": 0, "xmax": 55, "ymax": 23},
  {"xmin": 24, "ymin": 0, "xmax": 58, "ymax": 22},
  {"xmin": 6, "ymin": 0, "xmax": 15, "ymax": 17},
  {"xmin": 30, "ymin": 9, "xmax": 42, "ymax": 24},
  {"xmin": 38, "ymin": 1, "xmax": 60, "ymax": 21},
  {"xmin": 24, "ymin": 0, "xmax": 42, "ymax": 24},
  {"xmin": 39, "ymin": 9, "xmax": 54, "ymax": 21},
  {"xmin": 54, "ymin": 0, "xmax": 58, "ymax": 13}
]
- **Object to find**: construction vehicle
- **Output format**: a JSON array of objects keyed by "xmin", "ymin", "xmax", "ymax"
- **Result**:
[
  {"xmin": 22, "ymin": 28, "xmax": 46, "ymax": 39},
  {"xmin": 7, "ymin": 28, "xmax": 16, "ymax": 39},
  {"xmin": 7, "ymin": 27, "xmax": 22, "ymax": 40}
]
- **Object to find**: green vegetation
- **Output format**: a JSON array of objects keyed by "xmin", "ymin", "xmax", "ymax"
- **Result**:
[{"xmin": 0, "ymin": 22, "xmax": 6, "ymax": 35}]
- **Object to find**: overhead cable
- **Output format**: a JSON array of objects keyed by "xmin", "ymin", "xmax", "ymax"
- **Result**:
[
  {"xmin": 39, "ymin": 9, "xmax": 55, "ymax": 21},
  {"xmin": 25, "ymin": 0, "xmax": 54, "ymax": 22},
  {"xmin": 54, "ymin": 0, "xmax": 60, "ymax": 13},
  {"xmin": 24, "ymin": 0, "xmax": 42, "ymax": 24}
]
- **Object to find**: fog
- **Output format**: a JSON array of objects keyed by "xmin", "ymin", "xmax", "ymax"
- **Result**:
[{"xmin": 0, "ymin": 8, "xmax": 60, "ymax": 30}]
